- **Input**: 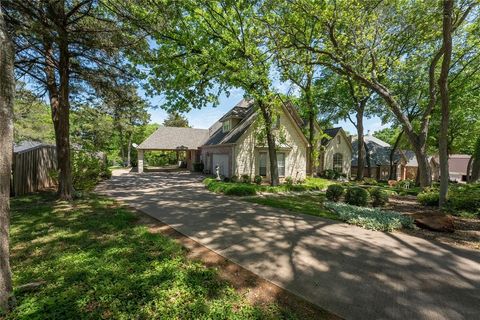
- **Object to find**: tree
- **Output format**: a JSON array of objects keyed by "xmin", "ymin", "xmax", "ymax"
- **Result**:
[
  {"xmin": 163, "ymin": 112, "xmax": 190, "ymax": 128},
  {"xmin": 2, "ymin": 0, "xmax": 142, "ymax": 199},
  {"xmin": 13, "ymin": 85, "xmax": 54, "ymax": 143},
  {"xmin": 438, "ymin": 0, "xmax": 454, "ymax": 206},
  {"xmin": 118, "ymin": 0, "xmax": 283, "ymax": 185},
  {"xmin": 269, "ymin": 0, "xmax": 477, "ymax": 187},
  {"xmin": 0, "ymin": 4, "xmax": 14, "ymax": 312}
]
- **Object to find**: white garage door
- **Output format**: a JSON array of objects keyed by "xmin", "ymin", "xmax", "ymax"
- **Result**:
[{"xmin": 212, "ymin": 154, "xmax": 229, "ymax": 177}]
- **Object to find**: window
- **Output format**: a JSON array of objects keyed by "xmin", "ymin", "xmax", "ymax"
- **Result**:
[
  {"xmin": 272, "ymin": 116, "xmax": 281, "ymax": 129},
  {"xmin": 333, "ymin": 153, "xmax": 343, "ymax": 173},
  {"xmin": 259, "ymin": 152, "xmax": 267, "ymax": 176},
  {"xmin": 222, "ymin": 120, "xmax": 231, "ymax": 133},
  {"xmin": 277, "ymin": 153, "xmax": 285, "ymax": 177}
]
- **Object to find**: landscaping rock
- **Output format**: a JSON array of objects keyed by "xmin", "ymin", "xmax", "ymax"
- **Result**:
[{"xmin": 414, "ymin": 215, "xmax": 455, "ymax": 233}]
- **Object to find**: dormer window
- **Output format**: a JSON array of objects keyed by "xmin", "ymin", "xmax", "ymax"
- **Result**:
[{"xmin": 222, "ymin": 119, "xmax": 231, "ymax": 133}]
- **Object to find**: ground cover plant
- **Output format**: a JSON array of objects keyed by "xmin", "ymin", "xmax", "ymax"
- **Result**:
[
  {"xmin": 7, "ymin": 193, "xmax": 302, "ymax": 319},
  {"xmin": 324, "ymin": 202, "xmax": 414, "ymax": 232}
]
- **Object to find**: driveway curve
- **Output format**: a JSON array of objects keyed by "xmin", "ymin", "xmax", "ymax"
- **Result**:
[{"xmin": 97, "ymin": 170, "xmax": 480, "ymax": 320}]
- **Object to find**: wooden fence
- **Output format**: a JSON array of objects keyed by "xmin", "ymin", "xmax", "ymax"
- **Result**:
[{"xmin": 12, "ymin": 145, "xmax": 57, "ymax": 196}]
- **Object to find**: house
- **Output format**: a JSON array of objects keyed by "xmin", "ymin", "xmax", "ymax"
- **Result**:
[
  {"xmin": 351, "ymin": 135, "xmax": 406, "ymax": 180},
  {"xmin": 316, "ymin": 127, "xmax": 353, "ymax": 177},
  {"xmin": 136, "ymin": 99, "xmax": 309, "ymax": 181},
  {"xmin": 430, "ymin": 154, "xmax": 471, "ymax": 182}
]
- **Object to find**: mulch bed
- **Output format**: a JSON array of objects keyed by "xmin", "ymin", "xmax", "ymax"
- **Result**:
[{"xmin": 387, "ymin": 196, "xmax": 480, "ymax": 250}]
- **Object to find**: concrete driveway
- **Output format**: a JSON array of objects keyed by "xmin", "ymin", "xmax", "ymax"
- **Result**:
[{"xmin": 97, "ymin": 170, "xmax": 480, "ymax": 320}]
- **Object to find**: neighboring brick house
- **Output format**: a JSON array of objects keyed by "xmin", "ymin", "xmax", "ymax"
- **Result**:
[
  {"xmin": 136, "ymin": 99, "xmax": 309, "ymax": 181},
  {"xmin": 316, "ymin": 127, "xmax": 353, "ymax": 177}
]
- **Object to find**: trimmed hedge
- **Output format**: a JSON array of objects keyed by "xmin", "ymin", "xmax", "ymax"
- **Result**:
[
  {"xmin": 326, "ymin": 184, "xmax": 344, "ymax": 202},
  {"xmin": 447, "ymin": 183, "xmax": 480, "ymax": 214},
  {"xmin": 417, "ymin": 188, "xmax": 439, "ymax": 206},
  {"xmin": 204, "ymin": 178, "xmax": 257, "ymax": 196},
  {"xmin": 345, "ymin": 187, "xmax": 369, "ymax": 206},
  {"xmin": 325, "ymin": 202, "xmax": 414, "ymax": 231},
  {"xmin": 224, "ymin": 185, "xmax": 257, "ymax": 196},
  {"xmin": 369, "ymin": 187, "xmax": 389, "ymax": 207}
]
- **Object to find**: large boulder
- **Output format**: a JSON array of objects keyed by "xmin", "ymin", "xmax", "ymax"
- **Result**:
[{"xmin": 414, "ymin": 215, "xmax": 455, "ymax": 233}]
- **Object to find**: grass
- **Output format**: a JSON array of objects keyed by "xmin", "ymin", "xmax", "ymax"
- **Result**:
[
  {"xmin": 244, "ymin": 193, "xmax": 339, "ymax": 220},
  {"xmin": 203, "ymin": 177, "xmax": 332, "ymax": 196},
  {"xmin": 7, "ymin": 193, "xmax": 303, "ymax": 319}
]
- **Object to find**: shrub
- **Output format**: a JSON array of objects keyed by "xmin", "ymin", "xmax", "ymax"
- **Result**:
[
  {"xmin": 71, "ymin": 151, "xmax": 109, "ymax": 191},
  {"xmin": 285, "ymin": 176, "xmax": 294, "ymax": 185},
  {"xmin": 241, "ymin": 174, "xmax": 251, "ymax": 184},
  {"xmin": 193, "ymin": 162, "xmax": 204, "ymax": 172},
  {"xmin": 223, "ymin": 177, "xmax": 231, "ymax": 182},
  {"xmin": 224, "ymin": 184, "xmax": 256, "ymax": 196},
  {"xmin": 417, "ymin": 187, "xmax": 439, "ymax": 206},
  {"xmin": 362, "ymin": 177, "xmax": 377, "ymax": 185},
  {"xmin": 326, "ymin": 184, "xmax": 344, "ymax": 202},
  {"xmin": 254, "ymin": 175, "xmax": 262, "ymax": 185},
  {"xmin": 396, "ymin": 179, "xmax": 414, "ymax": 189},
  {"xmin": 231, "ymin": 175, "xmax": 238, "ymax": 183},
  {"xmin": 345, "ymin": 187, "xmax": 369, "ymax": 206},
  {"xmin": 325, "ymin": 202, "xmax": 414, "ymax": 231},
  {"xmin": 322, "ymin": 169, "xmax": 341, "ymax": 180},
  {"xmin": 447, "ymin": 183, "xmax": 480, "ymax": 213},
  {"xmin": 369, "ymin": 187, "xmax": 389, "ymax": 207}
]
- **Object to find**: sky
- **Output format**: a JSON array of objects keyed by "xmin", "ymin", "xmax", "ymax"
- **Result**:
[{"xmin": 145, "ymin": 87, "xmax": 389, "ymax": 136}]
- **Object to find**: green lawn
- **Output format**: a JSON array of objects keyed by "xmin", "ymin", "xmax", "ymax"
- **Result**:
[
  {"xmin": 245, "ymin": 193, "xmax": 339, "ymax": 221},
  {"xmin": 7, "ymin": 193, "xmax": 303, "ymax": 319},
  {"xmin": 203, "ymin": 177, "xmax": 333, "ymax": 196}
]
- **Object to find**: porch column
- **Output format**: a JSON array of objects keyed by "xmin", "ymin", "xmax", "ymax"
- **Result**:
[{"xmin": 138, "ymin": 149, "xmax": 144, "ymax": 173}]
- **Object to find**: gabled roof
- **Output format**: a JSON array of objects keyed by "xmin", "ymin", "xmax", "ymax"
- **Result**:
[
  {"xmin": 218, "ymin": 99, "xmax": 254, "ymax": 122},
  {"xmin": 204, "ymin": 98, "xmax": 309, "ymax": 147},
  {"xmin": 321, "ymin": 127, "xmax": 342, "ymax": 145},
  {"xmin": 351, "ymin": 135, "xmax": 403, "ymax": 166},
  {"xmin": 137, "ymin": 126, "xmax": 209, "ymax": 150}
]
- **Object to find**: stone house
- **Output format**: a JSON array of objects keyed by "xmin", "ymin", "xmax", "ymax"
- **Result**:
[
  {"xmin": 316, "ymin": 127, "xmax": 353, "ymax": 177},
  {"xmin": 136, "ymin": 99, "xmax": 309, "ymax": 181}
]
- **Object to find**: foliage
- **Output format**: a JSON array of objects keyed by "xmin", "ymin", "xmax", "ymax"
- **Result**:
[
  {"xmin": 345, "ymin": 187, "xmax": 370, "ymax": 207},
  {"xmin": 8, "ymin": 194, "xmax": 296, "ymax": 319},
  {"xmin": 417, "ymin": 188, "xmax": 440, "ymax": 206},
  {"xmin": 224, "ymin": 184, "xmax": 257, "ymax": 196},
  {"xmin": 203, "ymin": 177, "xmax": 332, "ymax": 195},
  {"xmin": 144, "ymin": 150, "xmax": 179, "ymax": 167},
  {"xmin": 13, "ymin": 85, "xmax": 55, "ymax": 143},
  {"xmin": 362, "ymin": 178, "xmax": 378, "ymax": 186},
  {"xmin": 447, "ymin": 183, "xmax": 480, "ymax": 214},
  {"xmin": 324, "ymin": 202, "xmax": 414, "ymax": 232},
  {"xmin": 254, "ymin": 175, "xmax": 263, "ymax": 185},
  {"xmin": 204, "ymin": 178, "xmax": 257, "ymax": 196},
  {"xmin": 163, "ymin": 112, "xmax": 190, "ymax": 127},
  {"xmin": 285, "ymin": 176, "xmax": 294, "ymax": 185},
  {"xmin": 241, "ymin": 174, "xmax": 252, "ymax": 184},
  {"xmin": 321, "ymin": 169, "xmax": 342, "ymax": 180},
  {"xmin": 231, "ymin": 175, "xmax": 239, "ymax": 183},
  {"xmin": 396, "ymin": 179, "xmax": 415, "ymax": 189},
  {"xmin": 369, "ymin": 187, "xmax": 389, "ymax": 207},
  {"xmin": 193, "ymin": 162, "xmax": 204, "ymax": 172},
  {"xmin": 71, "ymin": 151, "xmax": 110, "ymax": 191},
  {"xmin": 326, "ymin": 185, "xmax": 344, "ymax": 202}
]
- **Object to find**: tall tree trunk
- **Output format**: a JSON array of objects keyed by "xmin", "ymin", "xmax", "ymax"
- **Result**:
[
  {"xmin": 0, "ymin": 7, "xmax": 14, "ymax": 312},
  {"xmin": 127, "ymin": 133, "xmax": 132, "ymax": 167},
  {"xmin": 364, "ymin": 141, "xmax": 372, "ymax": 178},
  {"xmin": 356, "ymin": 109, "xmax": 365, "ymax": 180},
  {"xmin": 470, "ymin": 136, "xmax": 480, "ymax": 182},
  {"xmin": 438, "ymin": 0, "xmax": 453, "ymax": 207},
  {"xmin": 308, "ymin": 108, "xmax": 315, "ymax": 176},
  {"xmin": 258, "ymin": 100, "xmax": 279, "ymax": 186},
  {"xmin": 389, "ymin": 130, "xmax": 404, "ymax": 180},
  {"xmin": 44, "ymin": 4, "xmax": 73, "ymax": 200},
  {"xmin": 466, "ymin": 156, "xmax": 473, "ymax": 182}
]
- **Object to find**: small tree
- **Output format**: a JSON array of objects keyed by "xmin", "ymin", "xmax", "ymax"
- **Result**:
[{"xmin": 163, "ymin": 112, "xmax": 190, "ymax": 128}]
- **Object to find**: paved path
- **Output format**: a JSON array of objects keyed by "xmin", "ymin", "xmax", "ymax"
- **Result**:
[{"xmin": 98, "ymin": 170, "xmax": 480, "ymax": 320}]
